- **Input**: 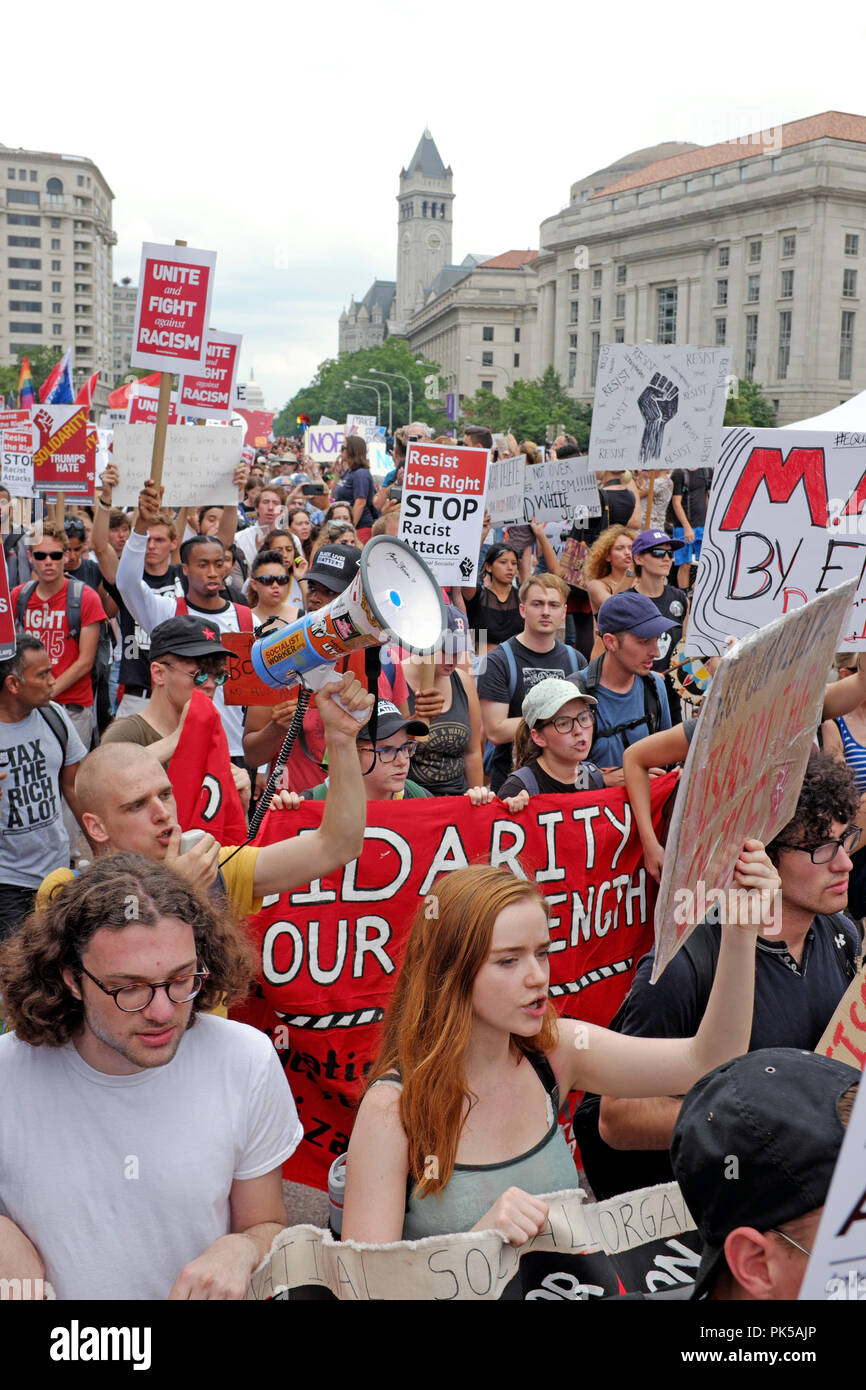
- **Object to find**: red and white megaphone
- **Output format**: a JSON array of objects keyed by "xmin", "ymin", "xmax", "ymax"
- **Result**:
[{"xmin": 250, "ymin": 536, "xmax": 446, "ymax": 692}]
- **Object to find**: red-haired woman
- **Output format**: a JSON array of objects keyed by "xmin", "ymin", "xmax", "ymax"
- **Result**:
[{"xmin": 341, "ymin": 858, "xmax": 775, "ymax": 1244}]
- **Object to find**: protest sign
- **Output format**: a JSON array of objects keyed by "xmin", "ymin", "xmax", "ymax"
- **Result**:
[
  {"xmin": 0, "ymin": 545, "xmax": 15, "ymax": 659},
  {"xmin": 400, "ymin": 440, "xmax": 489, "ymax": 585},
  {"xmin": 111, "ymin": 422, "xmax": 243, "ymax": 506},
  {"xmin": 130, "ymin": 242, "xmax": 216, "ymax": 374},
  {"xmin": 127, "ymin": 385, "xmax": 178, "ymax": 426},
  {"xmin": 235, "ymin": 408, "xmax": 274, "ymax": 448},
  {"xmin": 799, "ymin": 1072, "xmax": 866, "ymax": 1300},
  {"xmin": 589, "ymin": 343, "xmax": 731, "ymax": 473},
  {"xmin": 523, "ymin": 457, "xmax": 601, "ymax": 527},
  {"xmin": 485, "ymin": 453, "xmax": 526, "ymax": 527},
  {"xmin": 345, "ymin": 413, "xmax": 377, "ymax": 441},
  {"xmin": 0, "ymin": 409, "xmax": 29, "ymax": 431},
  {"xmin": 687, "ymin": 426, "xmax": 866, "ymax": 655},
  {"xmin": 817, "ymin": 963, "xmax": 866, "ymax": 1072},
  {"xmin": 30, "ymin": 405, "xmax": 89, "ymax": 493},
  {"xmin": 306, "ymin": 423, "xmax": 345, "ymax": 465},
  {"xmin": 43, "ymin": 426, "xmax": 97, "ymax": 506},
  {"xmin": 235, "ymin": 778, "xmax": 675, "ymax": 1189},
  {"xmin": 247, "ymin": 1182, "xmax": 700, "ymax": 1301},
  {"xmin": 652, "ymin": 583, "xmax": 855, "ymax": 981},
  {"xmin": 221, "ymin": 631, "xmax": 285, "ymax": 706},
  {"xmin": 0, "ymin": 422, "xmax": 35, "ymax": 497},
  {"xmin": 178, "ymin": 330, "xmax": 242, "ymax": 422}
]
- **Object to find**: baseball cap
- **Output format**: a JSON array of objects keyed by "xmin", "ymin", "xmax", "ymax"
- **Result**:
[
  {"xmin": 522, "ymin": 677, "xmax": 597, "ymax": 728},
  {"xmin": 150, "ymin": 616, "xmax": 231, "ymax": 662},
  {"xmin": 357, "ymin": 699, "xmax": 429, "ymax": 743},
  {"xmin": 631, "ymin": 530, "xmax": 673, "ymax": 556},
  {"xmin": 443, "ymin": 603, "xmax": 472, "ymax": 654},
  {"xmin": 302, "ymin": 544, "xmax": 362, "ymax": 594},
  {"xmin": 596, "ymin": 591, "xmax": 677, "ymax": 638},
  {"xmin": 671, "ymin": 1048, "xmax": 859, "ymax": 1299}
]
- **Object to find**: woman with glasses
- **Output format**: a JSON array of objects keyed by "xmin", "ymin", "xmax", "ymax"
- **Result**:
[
  {"xmin": 247, "ymin": 551, "xmax": 300, "ymax": 628},
  {"xmin": 496, "ymin": 678, "xmax": 604, "ymax": 809}
]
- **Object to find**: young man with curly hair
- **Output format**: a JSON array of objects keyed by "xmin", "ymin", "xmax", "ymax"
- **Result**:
[{"xmin": 0, "ymin": 855, "xmax": 300, "ymax": 1300}]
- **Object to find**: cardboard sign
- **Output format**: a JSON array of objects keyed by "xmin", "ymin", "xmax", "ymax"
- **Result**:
[
  {"xmin": 306, "ymin": 424, "xmax": 345, "ymax": 464},
  {"xmin": 127, "ymin": 385, "xmax": 178, "ymax": 426},
  {"xmin": 111, "ymin": 423, "xmax": 243, "ymax": 506},
  {"xmin": 799, "ymin": 1072, "xmax": 866, "ymax": 1300},
  {"xmin": 235, "ymin": 409, "xmax": 274, "ymax": 449},
  {"xmin": 524, "ymin": 457, "xmax": 601, "ymax": 527},
  {"xmin": 485, "ymin": 453, "xmax": 526, "ymax": 527},
  {"xmin": 30, "ymin": 405, "xmax": 89, "ymax": 493},
  {"xmin": 0, "ymin": 544, "xmax": 16, "ymax": 659},
  {"xmin": 130, "ymin": 242, "xmax": 217, "ymax": 374},
  {"xmin": 221, "ymin": 631, "xmax": 285, "ymax": 706},
  {"xmin": 589, "ymin": 343, "xmax": 731, "ymax": 473},
  {"xmin": 817, "ymin": 963, "xmax": 866, "ymax": 1072},
  {"xmin": 0, "ymin": 422, "xmax": 35, "ymax": 497},
  {"xmin": 400, "ymin": 441, "xmax": 489, "ymax": 585},
  {"xmin": 345, "ymin": 413, "xmax": 377, "ymax": 441},
  {"xmin": 688, "ymin": 426, "xmax": 866, "ymax": 655},
  {"xmin": 178, "ymin": 329, "xmax": 242, "ymax": 423},
  {"xmin": 652, "ymin": 582, "xmax": 855, "ymax": 980}
]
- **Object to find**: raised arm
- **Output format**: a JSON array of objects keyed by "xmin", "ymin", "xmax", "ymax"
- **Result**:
[
  {"xmin": 623, "ymin": 724, "xmax": 690, "ymax": 882},
  {"xmin": 115, "ymin": 482, "xmax": 177, "ymax": 635},
  {"xmin": 92, "ymin": 462, "xmax": 120, "ymax": 585}
]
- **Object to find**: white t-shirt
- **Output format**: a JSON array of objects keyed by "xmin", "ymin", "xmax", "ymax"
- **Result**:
[{"xmin": 0, "ymin": 1015, "xmax": 301, "ymax": 1299}]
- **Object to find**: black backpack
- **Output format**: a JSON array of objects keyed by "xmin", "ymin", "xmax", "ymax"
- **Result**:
[
  {"xmin": 580, "ymin": 653, "xmax": 663, "ymax": 747},
  {"xmin": 15, "ymin": 577, "xmax": 112, "ymax": 693}
]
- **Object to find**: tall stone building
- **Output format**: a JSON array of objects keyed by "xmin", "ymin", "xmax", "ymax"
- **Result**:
[
  {"xmin": 112, "ymin": 276, "xmax": 137, "ymax": 383},
  {"xmin": 0, "ymin": 142, "xmax": 115, "ymax": 409}
]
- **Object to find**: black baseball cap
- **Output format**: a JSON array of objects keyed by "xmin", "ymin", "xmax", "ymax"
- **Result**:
[
  {"xmin": 357, "ymin": 699, "xmax": 429, "ymax": 743},
  {"xmin": 149, "ymin": 616, "xmax": 231, "ymax": 662},
  {"xmin": 671, "ymin": 1048, "xmax": 859, "ymax": 1299},
  {"xmin": 302, "ymin": 544, "xmax": 362, "ymax": 594}
]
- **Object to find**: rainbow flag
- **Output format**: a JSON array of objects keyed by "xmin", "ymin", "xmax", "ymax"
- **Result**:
[{"xmin": 18, "ymin": 357, "xmax": 35, "ymax": 408}]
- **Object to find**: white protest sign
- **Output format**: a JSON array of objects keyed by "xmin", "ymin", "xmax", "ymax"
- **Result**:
[
  {"xmin": 0, "ymin": 423, "xmax": 35, "ymax": 497},
  {"xmin": 523, "ymin": 457, "xmax": 601, "ymax": 528},
  {"xmin": 799, "ymin": 1070, "xmax": 866, "ymax": 1300},
  {"xmin": 346, "ymin": 413, "xmax": 375, "ymax": 436},
  {"xmin": 178, "ymin": 329, "xmax": 242, "ymax": 422},
  {"xmin": 400, "ymin": 441, "xmax": 489, "ymax": 585},
  {"xmin": 485, "ymin": 454, "xmax": 526, "ymax": 527},
  {"xmin": 111, "ymin": 423, "xmax": 243, "ymax": 506},
  {"xmin": 686, "ymin": 426, "xmax": 866, "ymax": 655},
  {"xmin": 652, "ymin": 582, "xmax": 855, "ymax": 980},
  {"xmin": 306, "ymin": 424, "xmax": 345, "ymax": 464},
  {"xmin": 589, "ymin": 343, "xmax": 731, "ymax": 473}
]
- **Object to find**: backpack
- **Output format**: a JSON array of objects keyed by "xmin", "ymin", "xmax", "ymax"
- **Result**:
[
  {"xmin": 15, "ymin": 577, "xmax": 112, "ymax": 694},
  {"xmin": 580, "ymin": 653, "xmax": 663, "ymax": 748},
  {"xmin": 506, "ymin": 760, "xmax": 605, "ymax": 796},
  {"xmin": 482, "ymin": 638, "xmax": 582, "ymax": 775},
  {"xmin": 38, "ymin": 703, "xmax": 69, "ymax": 758}
]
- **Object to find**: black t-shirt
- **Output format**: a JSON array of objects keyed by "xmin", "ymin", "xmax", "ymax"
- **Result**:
[
  {"xmin": 498, "ymin": 758, "xmax": 604, "ymax": 799},
  {"xmin": 104, "ymin": 564, "xmax": 183, "ymax": 690},
  {"xmin": 641, "ymin": 584, "xmax": 688, "ymax": 672},
  {"xmin": 465, "ymin": 585, "xmax": 522, "ymax": 647},
  {"xmin": 478, "ymin": 637, "xmax": 587, "ymax": 791},
  {"xmin": 671, "ymin": 468, "xmax": 713, "ymax": 527},
  {"xmin": 67, "ymin": 558, "xmax": 103, "ymax": 593}
]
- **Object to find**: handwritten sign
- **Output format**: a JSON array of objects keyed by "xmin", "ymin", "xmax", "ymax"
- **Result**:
[
  {"xmin": 799, "ymin": 1070, "xmax": 866, "ymax": 1300},
  {"xmin": 485, "ymin": 454, "xmax": 526, "ymax": 527},
  {"xmin": 400, "ymin": 441, "xmax": 489, "ymax": 585},
  {"xmin": 221, "ymin": 631, "xmax": 285, "ymax": 706},
  {"xmin": 589, "ymin": 344, "xmax": 731, "ymax": 473},
  {"xmin": 817, "ymin": 963, "xmax": 866, "ymax": 1072},
  {"xmin": 523, "ymin": 457, "xmax": 601, "ymax": 527},
  {"xmin": 130, "ymin": 242, "xmax": 216, "ymax": 374},
  {"xmin": 111, "ymin": 423, "xmax": 243, "ymax": 506},
  {"xmin": 0, "ymin": 422, "xmax": 35, "ymax": 497},
  {"xmin": 178, "ymin": 330, "xmax": 242, "ymax": 423}
]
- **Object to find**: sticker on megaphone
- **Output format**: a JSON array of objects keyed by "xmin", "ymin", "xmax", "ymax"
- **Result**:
[{"xmin": 250, "ymin": 536, "xmax": 446, "ymax": 692}]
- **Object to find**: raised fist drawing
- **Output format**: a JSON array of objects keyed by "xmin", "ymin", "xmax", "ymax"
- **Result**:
[
  {"xmin": 32, "ymin": 408, "xmax": 53, "ymax": 448},
  {"xmin": 637, "ymin": 373, "xmax": 679, "ymax": 463}
]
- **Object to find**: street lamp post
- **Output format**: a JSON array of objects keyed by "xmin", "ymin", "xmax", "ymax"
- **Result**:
[
  {"xmin": 358, "ymin": 374, "xmax": 391, "ymax": 434},
  {"xmin": 344, "ymin": 379, "xmax": 381, "ymax": 425},
  {"xmin": 369, "ymin": 366, "xmax": 416, "ymax": 425}
]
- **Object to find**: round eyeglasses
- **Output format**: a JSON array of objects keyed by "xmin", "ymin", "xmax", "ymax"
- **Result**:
[
  {"xmin": 78, "ymin": 962, "xmax": 210, "ymax": 1012},
  {"xmin": 540, "ymin": 711, "xmax": 595, "ymax": 734},
  {"xmin": 160, "ymin": 661, "xmax": 228, "ymax": 688}
]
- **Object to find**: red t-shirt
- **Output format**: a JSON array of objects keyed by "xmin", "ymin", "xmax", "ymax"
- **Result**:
[{"xmin": 12, "ymin": 579, "xmax": 107, "ymax": 707}]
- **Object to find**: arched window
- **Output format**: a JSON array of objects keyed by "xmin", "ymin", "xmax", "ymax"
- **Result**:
[
  {"xmin": 440, "ymin": 203, "xmax": 446, "ymax": 218},
  {"xmin": 422, "ymin": 201, "xmax": 428, "ymax": 217},
  {"xmin": 46, "ymin": 177, "xmax": 63, "ymax": 195}
]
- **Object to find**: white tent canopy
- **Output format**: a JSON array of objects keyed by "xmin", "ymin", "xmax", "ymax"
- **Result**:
[{"xmin": 782, "ymin": 388, "xmax": 866, "ymax": 430}]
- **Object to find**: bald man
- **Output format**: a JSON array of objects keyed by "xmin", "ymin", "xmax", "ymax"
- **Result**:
[{"xmin": 38, "ymin": 672, "xmax": 374, "ymax": 915}]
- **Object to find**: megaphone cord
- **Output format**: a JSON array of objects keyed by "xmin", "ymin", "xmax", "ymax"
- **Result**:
[{"xmin": 219, "ymin": 688, "xmax": 312, "ymax": 866}]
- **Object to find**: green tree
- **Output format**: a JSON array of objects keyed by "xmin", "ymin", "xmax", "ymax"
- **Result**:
[
  {"xmin": 724, "ymin": 376, "xmax": 776, "ymax": 427},
  {"xmin": 274, "ymin": 340, "xmax": 449, "ymax": 436},
  {"xmin": 0, "ymin": 345, "xmax": 62, "ymax": 403},
  {"xmin": 463, "ymin": 366, "xmax": 593, "ymax": 446}
]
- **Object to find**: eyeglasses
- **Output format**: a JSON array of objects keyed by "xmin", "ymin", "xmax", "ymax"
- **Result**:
[
  {"xmin": 770, "ymin": 1228, "xmax": 812, "ymax": 1258},
  {"xmin": 78, "ymin": 961, "xmax": 210, "ymax": 1012},
  {"xmin": 160, "ymin": 661, "xmax": 228, "ymax": 688},
  {"xmin": 773, "ymin": 826, "xmax": 861, "ymax": 864},
  {"xmin": 540, "ymin": 711, "xmax": 595, "ymax": 734},
  {"xmin": 32, "ymin": 550, "xmax": 66, "ymax": 561},
  {"xmin": 644, "ymin": 547, "xmax": 673, "ymax": 559},
  {"xmin": 253, "ymin": 574, "xmax": 291, "ymax": 587},
  {"xmin": 360, "ymin": 741, "xmax": 418, "ymax": 764}
]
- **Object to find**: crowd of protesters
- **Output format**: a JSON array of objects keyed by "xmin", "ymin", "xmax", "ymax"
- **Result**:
[{"xmin": 0, "ymin": 421, "xmax": 862, "ymax": 1304}]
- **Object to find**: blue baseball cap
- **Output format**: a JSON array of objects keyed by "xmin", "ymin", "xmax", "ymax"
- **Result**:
[
  {"xmin": 631, "ymin": 530, "xmax": 674, "ymax": 556},
  {"xmin": 596, "ymin": 591, "xmax": 677, "ymax": 638}
]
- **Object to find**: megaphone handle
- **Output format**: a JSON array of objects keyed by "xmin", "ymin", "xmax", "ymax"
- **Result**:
[
  {"xmin": 302, "ymin": 663, "xmax": 370, "ymax": 723},
  {"xmin": 233, "ymin": 687, "xmax": 312, "ymax": 850}
]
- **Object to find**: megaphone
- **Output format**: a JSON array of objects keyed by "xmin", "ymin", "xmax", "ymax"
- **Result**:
[{"xmin": 250, "ymin": 536, "xmax": 446, "ymax": 692}]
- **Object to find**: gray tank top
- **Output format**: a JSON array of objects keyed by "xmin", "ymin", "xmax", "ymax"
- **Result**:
[{"xmin": 372, "ymin": 1053, "xmax": 580, "ymax": 1240}]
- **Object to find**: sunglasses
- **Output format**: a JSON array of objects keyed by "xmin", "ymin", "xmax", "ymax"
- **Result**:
[
  {"xmin": 253, "ymin": 573, "xmax": 291, "ymax": 586},
  {"xmin": 32, "ymin": 549, "xmax": 66, "ymax": 560},
  {"xmin": 644, "ymin": 547, "xmax": 673, "ymax": 559},
  {"xmin": 160, "ymin": 661, "xmax": 228, "ymax": 688}
]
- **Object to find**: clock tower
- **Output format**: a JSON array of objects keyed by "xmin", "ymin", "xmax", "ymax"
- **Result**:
[{"xmin": 395, "ymin": 130, "xmax": 454, "ymax": 330}]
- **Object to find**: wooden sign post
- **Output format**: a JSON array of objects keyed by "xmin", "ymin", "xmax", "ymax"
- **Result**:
[{"xmin": 150, "ymin": 238, "xmax": 187, "ymax": 491}]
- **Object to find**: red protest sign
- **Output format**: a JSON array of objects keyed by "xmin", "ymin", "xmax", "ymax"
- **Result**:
[
  {"xmin": 130, "ymin": 241, "xmax": 217, "ymax": 374},
  {"xmin": 178, "ymin": 330, "xmax": 242, "ymax": 422},
  {"xmin": 42, "ymin": 425, "xmax": 97, "ymax": 506},
  {"xmin": 221, "ymin": 631, "xmax": 285, "ymax": 706},
  {"xmin": 31, "ymin": 405, "xmax": 89, "ymax": 492},
  {"xmin": 400, "ymin": 440, "xmax": 490, "ymax": 586},
  {"xmin": 127, "ymin": 385, "xmax": 178, "ymax": 426},
  {"xmin": 0, "ymin": 409, "xmax": 29, "ymax": 431},
  {"xmin": 235, "ymin": 409, "xmax": 274, "ymax": 448}
]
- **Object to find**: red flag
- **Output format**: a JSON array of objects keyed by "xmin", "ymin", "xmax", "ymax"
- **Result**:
[
  {"xmin": 168, "ymin": 690, "xmax": 247, "ymax": 844},
  {"xmin": 75, "ymin": 370, "xmax": 100, "ymax": 408},
  {"xmin": 107, "ymin": 371, "xmax": 160, "ymax": 410}
]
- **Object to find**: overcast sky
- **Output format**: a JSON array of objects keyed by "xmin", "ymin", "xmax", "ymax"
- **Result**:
[{"xmin": 5, "ymin": 0, "xmax": 865, "ymax": 411}]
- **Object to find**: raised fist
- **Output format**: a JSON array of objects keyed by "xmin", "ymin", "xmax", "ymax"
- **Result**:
[{"xmin": 637, "ymin": 373, "xmax": 679, "ymax": 463}]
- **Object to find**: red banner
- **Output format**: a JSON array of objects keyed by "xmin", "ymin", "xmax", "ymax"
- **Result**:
[
  {"xmin": 235, "ymin": 409, "xmax": 274, "ymax": 448},
  {"xmin": 234, "ymin": 776, "xmax": 676, "ymax": 1189},
  {"xmin": 168, "ymin": 690, "xmax": 247, "ymax": 844}
]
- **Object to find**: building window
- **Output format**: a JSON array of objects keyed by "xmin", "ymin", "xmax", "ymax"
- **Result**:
[
  {"xmin": 591, "ymin": 297, "xmax": 601, "ymax": 321},
  {"xmin": 745, "ymin": 314, "xmax": 758, "ymax": 379},
  {"xmin": 747, "ymin": 275, "xmax": 760, "ymax": 302},
  {"xmin": 592, "ymin": 267, "xmax": 602, "ymax": 287},
  {"xmin": 569, "ymin": 300, "xmax": 579, "ymax": 324},
  {"xmin": 616, "ymin": 264, "xmax": 627, "ymax": 284},
  {"xmin": 569, "ymin": 333, "xmax": 578, "ymax": 349},
  {"xmin": 7, "ymin": 236, "xmax": 40, "ymax": 248},
  {"xmin": 513, "ymin": 353, "xmax": 520, "ymax": 368},
  {"xmin": 843, "ymin": 269, "xmax": 858, "ymax": 298},
  {"xmin": 77, "ymin": 175, "xmax": 85, "ymax": 187},
  {"xmin": 7, "ymin": 214, "xmax": 40, "ymax": 226},
  {"xmin": 771, "ymin": 157, "xmax": 782, "ymax": 171},
  {"xmin": 567, "ymin": 348, "xmax": 577, "ymax": 387},
  {"xmin": 713, "ymin": 172, "xmax": 724, "ymax": 186},
  {"xmin": 715, "ymin": 318, "xmax": 727, "ymax": 345},
  {"xmin": 657, "ymin": 286, "xmax": 677, "ymax": 343},
  {"xmin": 52, "ymin": 302, "xmax": 62, "ymax": 313},
  {"xmin": 591, "ymin": 332, "xmax": 601, "ymax": 386},
  {"xmin": 481, "ymin": 380, "xmax": 494, "ymax": 392},
  {"xmin": 781, "ymin": 233, "xmax": 796, "ymax": 257},
  {"xmin": 9, "ymin": 322, "xmax": 42, "ymax": 334},
  {"xmin": 845, "ymin": 233, "xmax": 860, "ymax": 256},
  {"xmin": 51, "ymin": 280, "xmax": 62, "ymax": 292},
  {"xmin": 8, "ymin": 279, "xmax": 41, "ymax": 290},
  {"xmin": 49, "ymin": 217, "xmax": 60, "ymax": 229},
  {"xmin": 615, "ymin": 294, "xmax": 625, "ymax": 318},
  {"xmin": 780, "ymin": 269, "xmax": 794, "ymax": 299},
  {"xmin": 614, "ymin": 327, "xmax": 625, "ymax": 343},
  {"xmin": 716, "ymin": 279, "xmax": 728, "ymax": 306},
  {"xmin": 8, "ymin": 258, "xmax": 41, "ymax": 269},
  {"xmin": 718, "ymin": 247, "xmax": 730, "ymax": 267},
  {"xmin": 777, "ymin": 311, "xmax": 792, "ymax": 379},
  {"xmin": 6, "ymin": 169, "xmax": 13, "ymax": 180},
  {"xmin": 482, "ymin": 326, "xmax": 493, "ymax": 341},
  {"xmin": 482, "ymin": 351, "xmax": 493, "ymax": 366},
  {"xmin": 840, "ymin": 311, "xmax": 855, "ymax": 379},
  {"xmin": 51, "ymin": 260, "xmax": 61, "ymax": 271},
  {"xmin": 50, "ymin": 238, "xmax": 61, "ymax": 251},
  {"xmin": 514, "ymin": 327, "xmax": 520, "ymax": 342},
  {"xmin": 17, "ymin": 170, "xmax": 25, "ymax": 180},
  {"xmin": 570, "ymin": 272, "xmax": 579, "ymax": 292},
  {"xmin": 52, "ymin": 324, "xmax": 63, "ymax": 336},
  {"xmin": 7, "ymin": 189, "xmax": 39, "ymax": 205},
  {"xmin": 8, "ymin": 300, "xmax": 41, "ymax": 312},
  {"xmin": 421, "ymin": 200, "xmax": 427, "ymax": 217},
  {"xmin": 749, "ymin": 240, "xmax": 762, "ymax": 262}
]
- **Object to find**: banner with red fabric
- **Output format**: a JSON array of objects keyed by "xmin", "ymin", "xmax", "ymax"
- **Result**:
[
  {"xmin": 235, "ymin": 775, "xmax": 676, "ymax": 1190},
  {"xmin": 168, "ymin": 690, "xmax": 247, "ymax": 843}
]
